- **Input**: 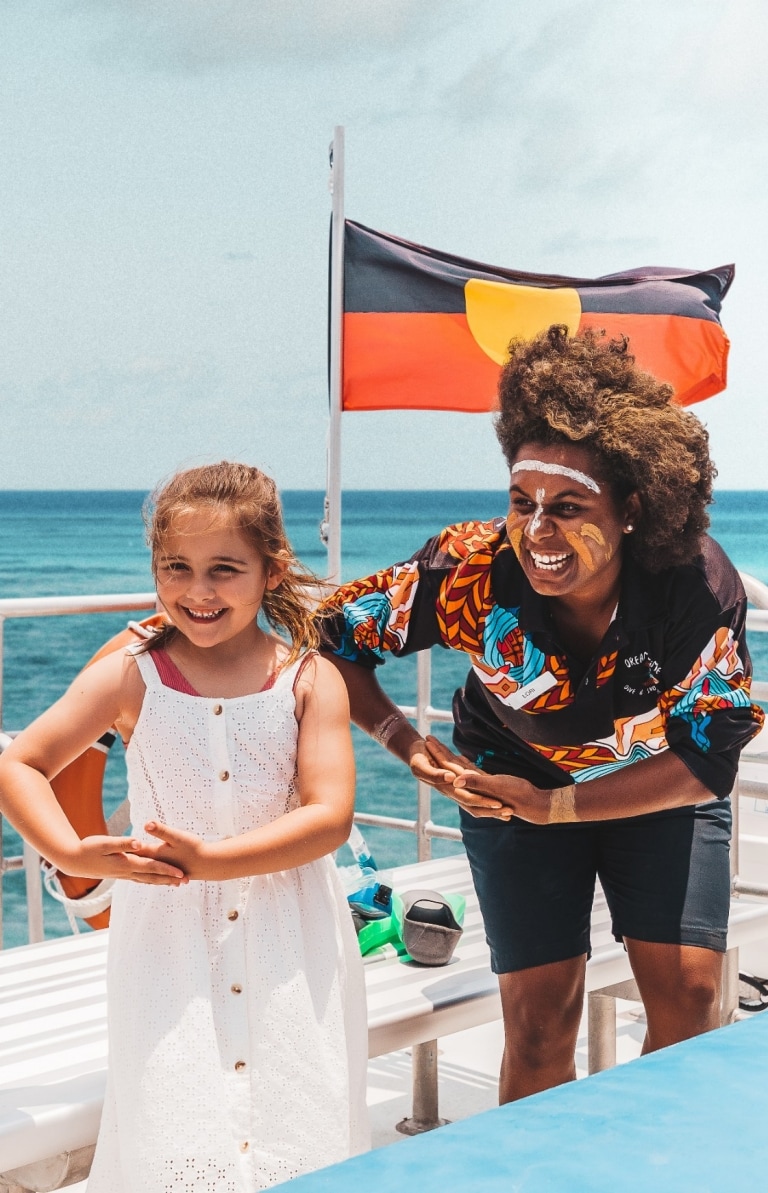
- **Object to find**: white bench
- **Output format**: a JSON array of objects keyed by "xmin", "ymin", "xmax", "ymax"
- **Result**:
[{"xmin": 3, "ymin": 854, "xmax": 768, "ymax": 1190}]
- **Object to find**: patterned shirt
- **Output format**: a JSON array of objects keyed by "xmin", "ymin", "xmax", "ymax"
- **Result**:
[{"xmin": 319, "ymin": 520, "xmax": 764, "ymax": 799}]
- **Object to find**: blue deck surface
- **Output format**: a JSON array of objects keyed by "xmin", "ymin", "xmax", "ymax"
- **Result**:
[{"xmin": 286, "ymin": 1013, "xmax": 768, "ymax": 1192}]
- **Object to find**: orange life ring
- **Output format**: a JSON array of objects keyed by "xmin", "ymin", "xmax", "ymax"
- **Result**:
[{"xmin": 50, "ymin": 613, "xmax": 167, "ymax": 929}]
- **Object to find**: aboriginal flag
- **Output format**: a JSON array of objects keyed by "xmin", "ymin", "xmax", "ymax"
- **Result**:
[{"xmin": 342, "ymin": 220, "xmax": 733, "ymax": 412}]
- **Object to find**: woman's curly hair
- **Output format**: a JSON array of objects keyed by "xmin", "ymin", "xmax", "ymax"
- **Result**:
[{"xmin": 495, "ymin": 325, "xmax": 716, "ymax": 571}]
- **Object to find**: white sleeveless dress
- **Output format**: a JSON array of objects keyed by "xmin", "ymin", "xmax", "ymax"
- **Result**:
[{"xmin": 87, "ymin": 649, "xmax": 369, "ymax": 1193}]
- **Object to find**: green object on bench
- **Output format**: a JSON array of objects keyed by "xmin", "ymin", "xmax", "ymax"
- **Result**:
[
  {"xmin": 356, "ymin": 889, "xmax": 467, "ymax": 964},
  {"xmin": 356, "ymin": 912, "xmax": 401, "ymax": 956}
]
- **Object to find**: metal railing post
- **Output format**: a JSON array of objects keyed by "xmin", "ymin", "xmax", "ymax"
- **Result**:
[
  {"xmin": 23, "ymin": 842, "xmax": 44, "ymax": 945},
  {"xmin": 0, "ymin": 614, "xmax": 5, "ymax": 732},
  {"xmin": 415, "ymin": 651, "xmax": 433, "ymax": 862}
]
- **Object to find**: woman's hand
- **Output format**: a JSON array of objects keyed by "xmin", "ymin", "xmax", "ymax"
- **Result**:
[
  {"xmin": 425, "ymin": 737, "xmax": 553, "ymax": 823},
  {"xmin": 70, "ymin": 836, "xmax": 189, "ymax": 885},
  {"xmin": 413, "ymin": 736, "xmax": 513, "ymax": 820}
]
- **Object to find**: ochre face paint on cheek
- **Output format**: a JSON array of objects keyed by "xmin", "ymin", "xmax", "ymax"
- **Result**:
[
  {"xmin": 564, "ymin": 522, "xmax": 612, "ymax": 572},
  {"xmin": 564, "ymin": 531, "xmax": 596, "ymax": 571},
  {"xmin": 507, "ymin": 526, "xmax": 524, "ymax": 558},
  {"xmin": 580, "ymin": 522, "xmax": 612, "ymax": 562}
]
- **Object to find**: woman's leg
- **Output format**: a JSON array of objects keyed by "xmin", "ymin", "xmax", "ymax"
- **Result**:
[
  {"xmin": 458, "ymin": 809, "xmax": 597, "ymax": 1102},
  {"xmin": 497, "ymin": 953, "xmax": 587, "ymax": 1102},
  {"xmin": 597, "ymin": 797, "xmax": 731, "ymax": 1054},
  {"xmin": 625, "ymin": 938, "xmax": 723, "ymax": 1052}
]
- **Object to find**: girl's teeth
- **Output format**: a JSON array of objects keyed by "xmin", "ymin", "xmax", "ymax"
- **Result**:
[{"xmin": 188, "ymin": 609, "xmax": 223, "ymax": 620}]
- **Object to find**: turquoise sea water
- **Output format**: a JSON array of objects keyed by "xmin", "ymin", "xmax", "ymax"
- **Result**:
[{"xmin": 1, "ymin": 489, "xmax": 767, "ymax": 946}]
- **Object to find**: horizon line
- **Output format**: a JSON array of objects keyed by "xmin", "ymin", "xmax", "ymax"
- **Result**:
[{"xmin": 0, "ymin": 486, "xmax": 766, "ymax": 495}]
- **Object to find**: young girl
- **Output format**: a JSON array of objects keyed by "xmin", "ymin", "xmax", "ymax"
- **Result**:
[{"xmin": 0, "ymin": 462, "xmax": 369, "ymax": 1192}]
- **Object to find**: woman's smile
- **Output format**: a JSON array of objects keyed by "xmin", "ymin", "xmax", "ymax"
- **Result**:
[
  {"xmin": 506, "ymin": 441, "xmax": 635, "ymax": 609},
  {"xmin": 527, "ymin": 549, "xmax": 571, "ymax": 572}
]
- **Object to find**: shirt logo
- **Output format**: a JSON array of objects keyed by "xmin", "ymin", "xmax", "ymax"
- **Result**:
[{"xmin": 623, "ymin": 652, "xmax": 661, "ymax": 696}]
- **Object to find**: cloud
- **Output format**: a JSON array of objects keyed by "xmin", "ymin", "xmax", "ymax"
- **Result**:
[{"xmin": 63, "ymin": 0, "xmax": 466, "ymax": 71}]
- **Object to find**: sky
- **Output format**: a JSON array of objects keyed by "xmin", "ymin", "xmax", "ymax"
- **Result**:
[{"xmin": 0, "ymin": 0, "xmax": 765, "ymax": 491}]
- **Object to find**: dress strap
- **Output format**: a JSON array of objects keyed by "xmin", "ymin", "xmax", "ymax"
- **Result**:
[
  {"xmin": 127, "ymin": 645, "xmax": 163, "ymax": 690},
  {"xmin": 270, "ymin": 650, "xmax": 317, "ymax": 694}
]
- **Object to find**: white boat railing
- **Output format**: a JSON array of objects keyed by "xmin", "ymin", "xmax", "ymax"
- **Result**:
[
  {"xmin": 0, "ymin": 577, "xmax": 767, "ymax": 946},
  {"xmin": 0, "ymin": 594, "xmax": 156, "ymax": 946}
]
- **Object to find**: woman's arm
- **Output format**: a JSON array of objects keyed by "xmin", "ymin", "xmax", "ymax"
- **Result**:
[
  {"xmin": 142, "ymin": 656, "xmax": 361, "ymax": 879},
  {"xmin": 316, "ymin": 526, "xmax": 515, "ymax": 819},
  {"xmin": 321, "ymin": 654, "xmax": 512, "ymax": 820},
  {"xmin": 0, "ymin": 652, "xmax": 187, "ymax": 884},
  {"xmin": 427, "ymin": 736, "xmax": 713, "ymax": 823}
]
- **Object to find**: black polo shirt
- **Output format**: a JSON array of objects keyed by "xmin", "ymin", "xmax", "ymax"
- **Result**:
[{"xmin": 319, "ymin": 520, "xmax": 764, "ymax": 800}]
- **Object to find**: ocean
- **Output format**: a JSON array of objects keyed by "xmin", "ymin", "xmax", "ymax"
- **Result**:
[{"xmin": 1, "ymin": 489, "xmax": 767, "ymax": 946}]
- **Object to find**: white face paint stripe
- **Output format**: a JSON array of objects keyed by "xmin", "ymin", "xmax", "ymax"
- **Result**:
[
  {"xmin": 528, "ymin": 488, "xmax": 545, "ymax": 536},
  {"xmin": 510, "ymin": 459, "xmax": 601, "ymax": 494}
]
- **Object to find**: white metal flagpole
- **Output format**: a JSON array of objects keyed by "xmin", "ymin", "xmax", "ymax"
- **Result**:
[{"xmin": 323, "ymin": 124, "xmax": 345, "ymax": 584}]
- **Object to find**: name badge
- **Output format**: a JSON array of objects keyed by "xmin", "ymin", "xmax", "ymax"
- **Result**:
[{"xmin": 507, "ymin": 671, "xmax": 558, "ymax": 709}]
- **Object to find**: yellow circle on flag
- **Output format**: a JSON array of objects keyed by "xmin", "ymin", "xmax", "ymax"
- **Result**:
[{"xmin": 465, "ymin": 278, "xmax": 582, "ymax": 364}]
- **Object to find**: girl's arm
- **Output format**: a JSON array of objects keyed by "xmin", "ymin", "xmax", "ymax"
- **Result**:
[
  {"xmin": 143, "ymin": 655, "xmax": 356, "ymax": 879},
  {"xmin": 0, "ymin": 652, "xmax": 186, "ymax": 884}
]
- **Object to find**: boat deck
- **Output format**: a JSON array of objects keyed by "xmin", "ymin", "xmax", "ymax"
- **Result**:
[{"xmin": 6, "ymin": 808, "xmax": 768, "ymax": 1191}]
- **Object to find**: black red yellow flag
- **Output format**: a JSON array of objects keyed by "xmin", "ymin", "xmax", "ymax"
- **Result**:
[{"xmin": 342, "ymin": 220, "xmax": 733, "ymax": 413}]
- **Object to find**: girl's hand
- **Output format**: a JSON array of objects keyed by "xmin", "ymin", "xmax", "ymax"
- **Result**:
[
  {"xmin": 416, "ymin": 736, "xmax": 513, "ymax": 820},
  {"xmin": 142, "ymin": 822, "xmax": 211, "ymax": 879},
  {"xmin": 73, "ymin": 836, "xmax": 188, "ymax": 885}
]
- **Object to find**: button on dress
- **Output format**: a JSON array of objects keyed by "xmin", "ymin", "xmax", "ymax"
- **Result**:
[{"xmin": 87, "ymin": 649, "xmax": 369, "ymax": 1193}]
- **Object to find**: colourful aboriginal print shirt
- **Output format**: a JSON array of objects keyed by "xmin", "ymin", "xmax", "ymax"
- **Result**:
[{"xmin": 319, "ymin": 520, "xmax": 764, "ymax": 799}]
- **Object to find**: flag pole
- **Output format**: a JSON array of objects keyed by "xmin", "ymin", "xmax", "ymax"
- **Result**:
[{"xmin": 324, "ymin": 125, "xmax": 345, "ymax": 584}]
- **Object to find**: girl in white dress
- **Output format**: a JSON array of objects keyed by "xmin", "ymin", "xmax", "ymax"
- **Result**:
[{"xmin": 0, "ymin": 462, "xmax": 369, "ymax": 1192}]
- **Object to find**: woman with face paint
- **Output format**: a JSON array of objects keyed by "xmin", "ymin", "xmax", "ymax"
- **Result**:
[{"xmin": 318, "ymin": 326, "xmax": 764, "ymax": 1102}]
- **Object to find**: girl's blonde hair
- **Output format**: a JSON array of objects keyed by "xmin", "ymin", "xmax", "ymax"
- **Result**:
[{"xmin": 142, "ymin": 461, "xmax": 321, "ymax": 663}]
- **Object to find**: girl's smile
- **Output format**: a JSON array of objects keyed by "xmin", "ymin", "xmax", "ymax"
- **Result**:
[
  {"xmin": 182, "ymin": 606, "xmax": 227, "ymax": 623},
  {"xmin": 155, "ymin": 511, "xmax": 283, "ymax": 651}
]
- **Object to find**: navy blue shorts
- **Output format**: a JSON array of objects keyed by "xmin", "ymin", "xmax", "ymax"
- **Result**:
[{"xmin": 460, "ymin": 797, "xmax": 732, "ymax": 974}]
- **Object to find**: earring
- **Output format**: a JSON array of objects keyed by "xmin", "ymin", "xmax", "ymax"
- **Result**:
[{"xmin": 625, "ymin": 524, "xmax": 634, "ymax": 533}]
